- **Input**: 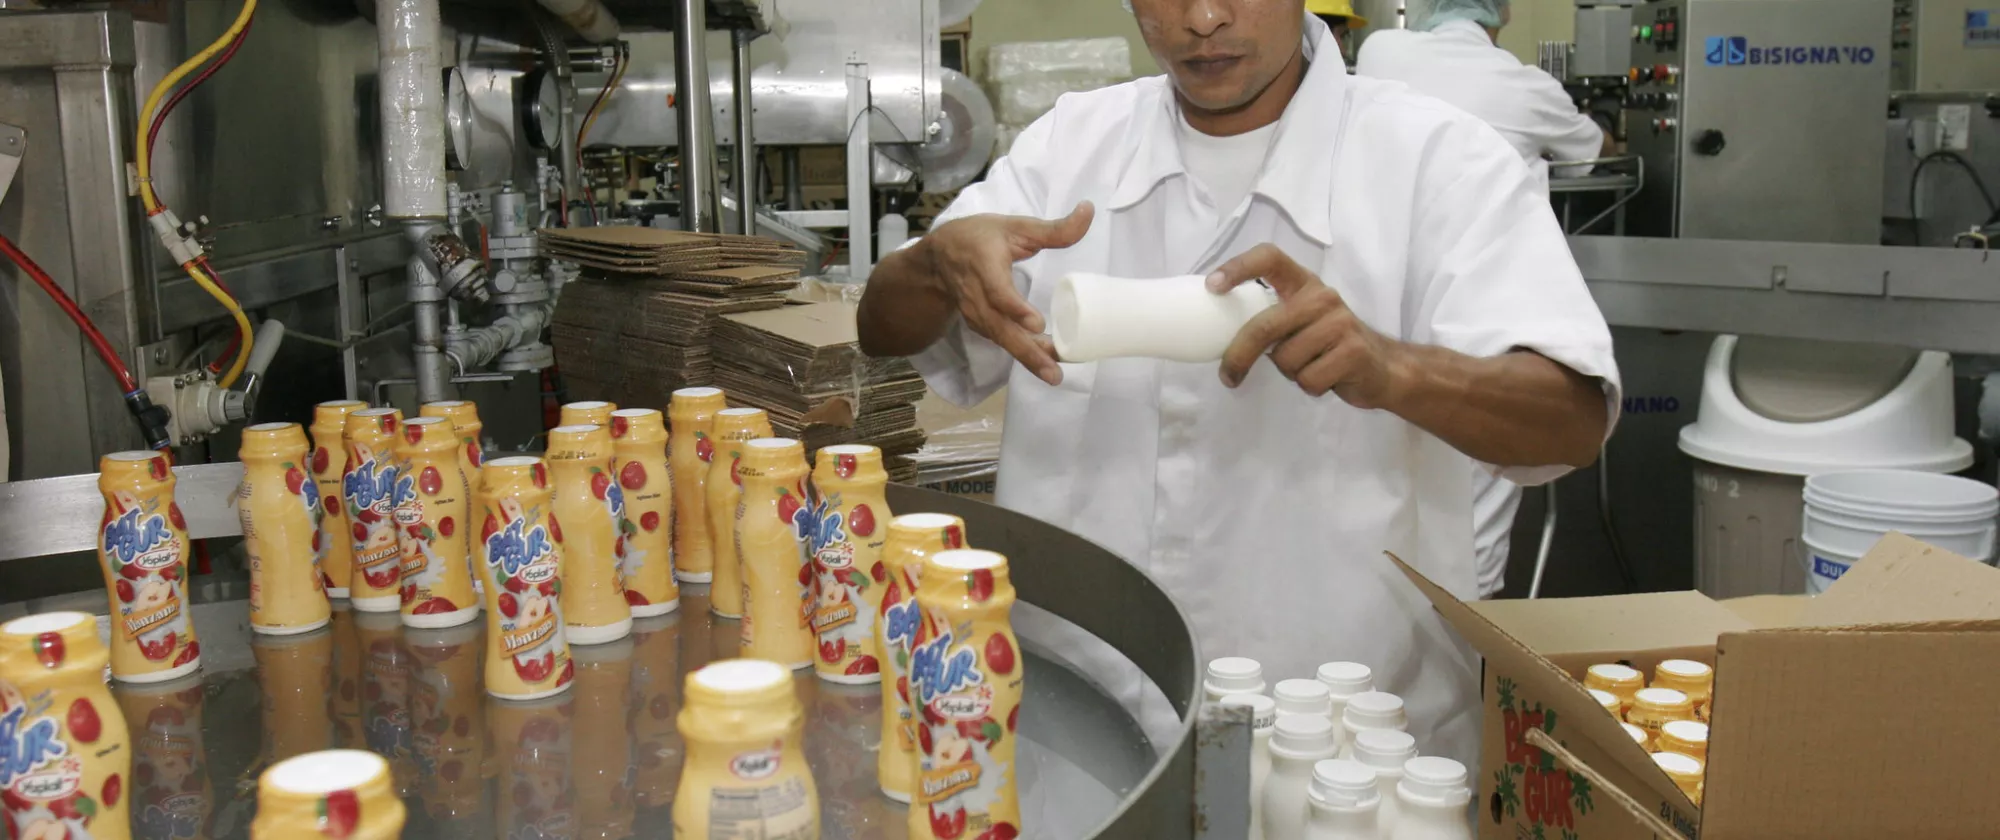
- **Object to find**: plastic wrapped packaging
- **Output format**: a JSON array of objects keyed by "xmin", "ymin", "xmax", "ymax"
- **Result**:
[
  {"xmin": 909, "ymin": 389, "xmax": 1005, "ymax": 487},
  {"xmin": 984, "ymin": 37, "xmax": 1133, "ymax": 84}
]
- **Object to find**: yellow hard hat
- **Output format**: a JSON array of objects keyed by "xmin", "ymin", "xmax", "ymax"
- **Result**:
[{"xmin": 1306, "ymin": 0, "xmax": 1369, "ymax": 27}]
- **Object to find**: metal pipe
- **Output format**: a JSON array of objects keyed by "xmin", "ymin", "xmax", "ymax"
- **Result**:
[
  {"xmin": 845, "ymin": 62, "xmax": 873, "ymax": 279},
  {"xmin": 783, "ymin": 147, "xmax": 803, "ymax": 210},
  {"xmin": 406, "ymin": 240, "xmax": 450, "ymax": 404},
  {"xmin": 1528, "ymin": 483, "xmax": 1557, "ymax": 599},
  {"xmin": 444, "ymin": 298, "xmax": 559, "ymax": 370},
  {"xmin": 732, "ymin": 29, "xmax": 757, "ymax": 235},
  {"xmin": 376, "ymin": 0, "xmax": 447, "ymax": 219},
  {"xmin": 674, "ymin": 0, "xmax": 720, "ymax": 231}
]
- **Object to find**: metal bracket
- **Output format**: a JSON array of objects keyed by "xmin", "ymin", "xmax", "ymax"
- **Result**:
[
  {"xmin": 1192, "ymin": 702, "xmax": 1252, "ymax": 840},
  {"xmin": 0, "ymin": 122, "xmax": 23, "ymax": 207}
]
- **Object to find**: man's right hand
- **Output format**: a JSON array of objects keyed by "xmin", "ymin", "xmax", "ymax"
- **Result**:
[{"xmin": 917, "ymin": 202, "xmax": 1094, "ymax": 386}]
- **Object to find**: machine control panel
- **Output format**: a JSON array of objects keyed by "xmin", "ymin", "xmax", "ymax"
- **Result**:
[{"xmin": 1633, "ymin": 4, "xmax": 1682, "ymax": 51}]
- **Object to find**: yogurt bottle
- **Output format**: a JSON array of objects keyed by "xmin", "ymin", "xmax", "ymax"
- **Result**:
[
  {"xmin": 1336, "ymin": 691, "xmax": 1407, "ymax": 760},
  {"xmin": 706, "ymin": 407, "xmax": 774, "ymax": 619},
  {"xmin": 1651, "ymin": 751, "xmax": 1704, "ymax": 806},
  {"xmin": 96, "ymin": 450, "xmax": 201, "ymax": 681},
  {"xmin": 116, "ymin": 674, "xmax": 211, "ymax": 840},
  {"xmin": 329, "ymin": 606, "xmax": 364, "ymax": 748},
  {"xmin": 1220, "ymin": 693, "xmax": 1277, "ymax": 840},
  {"xmin": 239, "ymin": 422, "xmax": 333, "ymax": 635},
  {"xmin": 610, "ymin": 408, "xmax": 679, "ymax": 616},
  {"xmin": 251, "ymin": 628, "xmax": 334, "ymax": 764},
  {"xmin": 311, "ymin": 399, "xmax": 368, "ymax": 598},
  {"xmin": 808, "ymin": 444, "xmax": 892, "ymax": 685},
  {"xmin": 560, "ymin": 399, "xmax": 617, "ymax": 428},
  {"xmin": 0, "ymin": 612, "xmax": 133, "ymax": 840},
  {"xmin": 1622, "ymin": 721, "xmax": 1653, "ymax": 752},
  {"xmin": 909, "ymin": 549, "xmax": 1024, "ymax": 840},
  {"xmin": 1314, "ymin": 661, "xmax": 1373, "ymax": 731},
  {"xmin": 342, "ymin": 408, "xmax": 410, "ymax": 612},
  {"xmin": 1588, "ymin": 688, "xmax": 1623, "ymax": 720},
  {"xmin": 1352, "ymin": 728, "xmax": 1418, "ymax": 836},
  {"xmin": 1305, "ymin": 759, "xmax": 1381, "ymax": 840},
  {"xmin": 1264, "ymin": 714, "xmax": 1339, "ymax": 840},
  {"xmin": 1583, "ymin": 663, "xmax": 1644, "ymax": 714},
  {"xmin": 630, "ymin": 613, "xmax": 685, "ymax": 809},
  {"xmin": 1627, "ymin": 687, "xmax": 1696, "ymax": 738},
  {"xmin": 673, "ymin": 659, "xmax": 819, "ymax": 839},
  {"xmin": 404, "ymin": 624, "xmax": 483, "ymax": 823},
  {"xmin": 668, "ymin": 387, "xmax": 727, "ymax": 583},
  {"xmin": 1205, "ymin": 657, "xmax": 1266, "ymax": 701},
  {"xmin": 1275, "ymin": 679, "xmax": 1336, "ymax": 730},
  {"xmin": 736, "ymin": 439, "xmax": 817, "ymax": 670},
  {"xmin": 547, "ymin": 424, "xmax": 636, "ymax": 644},
  {"xmin": 1389, "ymin": 757, "xmax": 1474, "ymax": 840},
  {"xmin": 488, "ymin": 693, "xmax": 576, "ymax": 838},
  {"xmin": 1653, "ymin": 659, "xmax": 1714, "ymax": 721},
  {"xmin": 1657, "ymin": 719, "xmax": 1708, "ymax": 762},
  {"xmin": 354, "ymin": 609, "xmax": 414, "ymax": 795},
  {"xmin": 876, "ymin": 513, "xmax": 968, "ymax": 803},
  {"xmin": 393, "ymin": 417, "xmax": 479, "ymax": 628},
  {"xmin": 572, "ymin": 636, "xmax": 637, "ymax": 839},
  {"xmin": 419, "ymin": 400, "xmax": 486, "ymax": 497},
  {"xmin": 251, "ymin": 750, "xmax": 405, "ymax": 840},
  {"xmin": 475, "ymin": 456, "xmax": 576, "ymax": 699}
]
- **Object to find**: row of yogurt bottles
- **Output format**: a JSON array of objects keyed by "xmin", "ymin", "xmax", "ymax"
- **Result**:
[{"xmin": 1205, "ymin": 657, "xmax": 1473, "ymax": 840}]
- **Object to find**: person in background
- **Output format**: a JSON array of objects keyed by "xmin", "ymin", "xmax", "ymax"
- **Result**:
[
  {"xmin": 1356, "ymin": 0, "xmax": 1615, "ymax": 598},
  {"xmin": 1306, "ymin": 0, "xmax": 1367, "ymax": 64},
  {"xmin": 857, "ymin": 0, "xmax": 1619, "ymax": 768}
]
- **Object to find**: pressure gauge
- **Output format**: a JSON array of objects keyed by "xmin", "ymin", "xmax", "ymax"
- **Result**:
[
  {"xmin": 443, "ymin": 67, "xmax": 473, "ymax": 171},
  {"xmin": 522, "ymin": 68, "xmax": 564, "ymax": 151}
]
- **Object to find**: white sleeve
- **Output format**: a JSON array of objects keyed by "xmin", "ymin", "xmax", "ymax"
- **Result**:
[
  {"xmin": 1520, "ymin": 67, "xmax": 1604, "ymax": 170},
  {"xmin": 904, "ymin": 110, "xmax": 1061, "ymax": 407},
  {"xmin": 1409, "ymin": 118, "xmax": 1622, "ymax": 486}
]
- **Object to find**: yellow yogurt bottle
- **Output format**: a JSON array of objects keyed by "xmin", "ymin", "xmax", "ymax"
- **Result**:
[
  {"xmin": 393, "ymin": 416, "xmax": 479, "ymax": 627},
  {"xmin": 672, "ymin": 659, "xmax": 819, "ymax": 839},
  {"xmin": 1628, "ymin": 687, "xmax": 1697, "ymax": 738},
  {"xmin": 1651, "ymin": 751, "xmax": 1704, "ymax": 806},
  {"xmin": 1656, "ymin": 719, "xmax": 1709, "ymax": 763},
  {"xmin": 876, "ymin": 513, "xmax": 968, "ymax": 803},
  {"xmin": 419, "ymin": 400, "xmax": 486, "ymax": 496},
  {"xmin": 342, "ymin": 408, "xmax": 409, "ymax": 612},
  {"xmin": 909, "ymin": 549, "xmax": 1024, "ymax": 840},
  {"xmin": 735, "ymin": 439, "xmax": 817, "ymax": 670},
  {"xmin": 251, "ymin": 750, "xmax": 405, "ymax": 839},
  {"xmin": 707, "ymin": 407, "xmax": 774, "ymax": 619},
  {"xmin": 1653, "ymin": 659, "xmax": 1714, "ymax": 721},
  {"xmin": 240, "ymin": 422, "xmax": 334, "ymax": 635},
  {"xmin": 475, "ymin": 456, "xmax": 576, "ymax": 699},
  {"xmin": 611, "ymin": 408, "xmax": 679, "ymax": 616},
  {"xmin": 311, "ymin": 399, "xmax": 368, "ymax": 598},
  {"xmin": 0, "ymin": 611, "xmax": 133, "ymax": 840},
  {"xmin": 808, "ymin": 444, "xmax": 894, "ymax": 685},
  {"xmin": 547, "ymin": 424, "xmax": 635, "ymax": 644},
  {"xmin": 96, "ymin": 450, "xmax": 201, "ymax": 682},
  {"xmin": 1583, "ymin": 663, "xmax": 1644, "ymax": 714},
  {"xmin": 668, "ymin": 387, "xmax": 727, "ymax": 583},
  {"xmin": 560, "ymin": 399, "xmax": 617, "ymax": 428}
]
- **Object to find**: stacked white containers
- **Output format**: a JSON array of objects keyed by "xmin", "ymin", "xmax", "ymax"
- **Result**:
[
  {"xmin": 1389, "ymin": 757, "xmax": 1475, "ymax": 840},
  {"xmin": 1352, "ymin": 729, "xmax": 1418, "ymax": 836},
  {"xmin": 1336, "ymin": 691, "xmax": 1408, "ymax": 760},
  {"xmin": 1263, "ymin": 715, "xmax": 1339, "ymax": 840},
  {"xmin": 1304, "ymin": 759, "xmax": 1381, "ymax": 840}
]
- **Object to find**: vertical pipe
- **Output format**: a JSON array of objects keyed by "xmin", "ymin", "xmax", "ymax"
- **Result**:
[
  {"xmin": 845, "ymin": 62, "xmax": 873, "ymax": 280},
  {"xmin": 732, "ymin": 29, "xmax": 757, "ymax": 236},
  {"xmin": 377, "ymin": 0, "xmax": 447, "ymax": 219},
  {"xmin": 408, "ymin": 246, "xmax": 450, "ymax": 404},
  {"xmin": 784, "ymin": 147, "xmax": 804, "ymax": 210},
  {"xmin": 675, "ymin": 0, "xmax": 720, "ymax": 231}
]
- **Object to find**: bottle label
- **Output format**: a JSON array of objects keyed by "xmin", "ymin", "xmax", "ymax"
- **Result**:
[{"xmin": 0, "ymin": 702, "xmax": 74, "ymax": 800}]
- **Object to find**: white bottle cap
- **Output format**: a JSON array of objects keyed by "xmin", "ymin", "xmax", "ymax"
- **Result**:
[
  {"xmin": 1652, "ymin": 751, "xmax": 1704, "ymax": 775},
  {"xmin": 1342, "ymin": 691, "xmax": 1407, "ymax": 731},
  {"xmin": 1352, "ymin": 729, "xmax": 1418, "ymax": 774},
  {"xmin": 1310, "ymin": 759, "xmax": 1380, "ymax": 808},
  {"xmin": 1220, "ymin": 693, "xmax": 1278, "ymax": 731},
  {"xmin": 1622, "ymin": 722, "xmax": 1650, "ymax": 747},
  {"xmin": 1274, "ymin": 679, "xmax": 1333, "ymax": 716},
  {"xmin": 1315, "ymin": 661, "xmax": 1375, "ymax": 697},
  {"xmin": 1398, "ymin": 756, "xmax": 1472, "ymax": 807},
  {"xmin": 1271, "ymin": 714, "xmax": 1337, "ymax": 756},
  {"xmin": 1661, "ymin": 719, "xmax": 1709, "ymax": 744},
  {"xmin": 1634, "ymin": 687, "xmax": 1690, "ymax": 707},
  {"xmin": 1205, "ymin": 657, "xmax": 1266, "ymax": 698},
  {"xmin": 1658, "ymin": 659, "xmax": 1712, "ymax": 679},
  {"xmin": 1588, "ymin": 663, "xmax": 1642, "ymax": 683},
  {"xmin": 1588, "ymin": 688, "xmax": 1620, "ymax": 713}
]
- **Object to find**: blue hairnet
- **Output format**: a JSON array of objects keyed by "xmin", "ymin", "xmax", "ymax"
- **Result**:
[{"xmin": 1416, "ymin": 0, "xmax": 1507, "ymax": 30}]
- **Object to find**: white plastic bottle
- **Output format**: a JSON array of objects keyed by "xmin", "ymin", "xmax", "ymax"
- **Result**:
[
  {"xmin": 877, "ymin": 211, "xmax": 910, "ymax": 255},
  {"xmin": 1305, "ymin": 759, "xmax": 1381, "ymax": 840},
  {"xmin": 1206, "ymin": 656, "xmax": 1268, "ymax": 701},
  {"xmin": 1336, "ymin": 691, "xmax": 1408, "ymax": 760},
  {"xmin": 1223, "ymin": 693, "xmax": 1279, "ymax": 840},
  {"xmin": 1390, "ymin": 757, "xmax": 1474, "ymax": 840},
  {"xmin": 1351, "ymin": 728, "xmax": 1418, "ymax": 837},
  {"xmin": 1275, "ymin": 678, "xmax": 1336, "ymax": 729},
  {"xmin": 1316, "ymin": 661, "xmax": 1374, "ymax": 729},
  {"xmin": 1262, "ymin": 715, "xmax": 1339, "ymax": 840}
]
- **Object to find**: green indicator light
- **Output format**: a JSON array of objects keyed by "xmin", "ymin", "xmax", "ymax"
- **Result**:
[{"xmin": 1640, "ymin": 24, "xmax": 1654, "ymax": 39}]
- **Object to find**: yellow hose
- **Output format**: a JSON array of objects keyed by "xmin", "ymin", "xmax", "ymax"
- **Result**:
[{"xmin": 136, "ymin": 0, "xmax": 258, "ymax": 386}]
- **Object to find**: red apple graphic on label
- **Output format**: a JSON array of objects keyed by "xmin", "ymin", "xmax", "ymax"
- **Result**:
[
  {"xmin": 148, "ymin": 455, "xmax": 169, "ymax": 481},
  {"xmin": 625, "ymin": 590, "xmax": 650, "ymax": 607},
  {"xmin": 871, "ymin": 561, "xmax": 887, "ymax": 584},
  {"xmin": 590, "ymin": 472, "xmax": 611, "ymax": 500},
  {"xmin": 102, "ymin": 772, "xmax": 122, "ymax": 808},
  {"xmin": 438, "ymin": 516, "xmax": 455, "ymax": 538},
  {"xmin": 115, "ymin": 579, "xmax": 135, "ymax": 603},
  {"xmin": 845, "ymin": 655, "xmax": 879, "ymax": 676},
  {"xmin": 325, "ymin": 495, "xmax": 341, "ymax": 516},
  {"xmin": 482, "ymin": 514, "xmax": 500, "ymax": 543},
  {"xmin": 172, "ymin": 640, "xmax": 200, "ymax": 666},
  {"xmin": 419, "ymin": 466, "xmax": 443, "ymax": 496},
  {"xmin": 363, "ymin": 563, "xmax": 399, "ymax": 590},
  {"xmin": 531, "ymin": 462, "xmax": 548, "ymax": 488},
  {"xmin": 777, "ymin": 491, "xmax": 802, "ymax": 524},
  {"xmin": 967, "ymin": 569, "xmax": 995, "ymax": 602},
  {"xmin": 640, "ymin": 511, "xmax": 661, "ymax": 532},
  {"xmin": 381, "ymin": 415, "xmax": 398, "ymax": 436},
  {"xmin": 168, "ymin": 502, "xmax": 187, "ymax": 532},
  {"xmin": 549, "ymin": 514, "xmax": 564, "ymax": 543},
  {"xmin": 836, "ymin": 453, "xmax": 857, "ymax": 478},
  {"xmin": 285, "ymin": 467, "xmax": 308, "ymax": 495},
  {"xmin": 66, "ymin": 698, "xmax": 100, "ymax": 742},
  {"xmin": 467, "ymin": 442, "xmax": 483, "ymax": 467},
  {"xmin": 695, "ymin": 435, "xmax": 714, "ymax": 462},
  {"xmin": 620, "ymin": 461, "xmax": 646, "ymax": 490},
  {"xmin": 985, "ymin": 634, "xmax": 1016, "ymax": 675},
  {"xmin": 35, "ymin": 632, "xmax": 65, "ymax": 668},
  {"xmin": 413, "ymin": 597, "xmax": 457, "ymax": 614},
  {"xmin": 976, "ymin": 823, "xmax": 1020, "ymax": 840},
  {"xmin": 499, "ymin": 592, "xmax": 519, "ymax": 618},
  {"xmin": 849, "ymin": 504, "xmax": 876, "ymax": 537},
  {"xmin": 945, "ymin": 524, "xmax": 965, "ymax": 549},
  {"xmin": 730, "ymin": 456, "xmax": 743, "ymax": 487},
  {"xmin": 611, "ymin": 415, "xmax": 629, "ymax": 438},
  {"xmin": 1008, "ymin": 704, "xmax": 1019, "ymax": 733},
  {"xmin": 312, "ymin": 447, "xmax": 331, "ymax": 474},
  {"xmin": 324, "ymin": 789, "xmax": 360, "ymax": 838},
  {"xmin": 555, "ymin": 659, "xmax": 576, "ymax": 687},
  {"xmin": 929, "ymin": 805, "xmax": 967, "ymax": 840},
  {"xmin": 405, "ymin": 422, "xmax": 423, "ymax": 445},
  {"xmin": 819, "ymin": 638, "xmax": 845, "ymax": 664}
]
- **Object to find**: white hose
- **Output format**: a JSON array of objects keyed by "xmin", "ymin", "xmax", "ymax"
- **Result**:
[
  {"xmin": 1050, "ymin": 273, "xmax": 1279, "ymax": 363},
  {"xmin": 377, "ymin": 0, "xmax": 446, "ymax": 218}
]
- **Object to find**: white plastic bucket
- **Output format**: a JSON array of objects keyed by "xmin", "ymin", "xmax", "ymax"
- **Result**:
[{"xmin": 1801, "ymin": 470, "xmax": 1999, "ymax": 593}]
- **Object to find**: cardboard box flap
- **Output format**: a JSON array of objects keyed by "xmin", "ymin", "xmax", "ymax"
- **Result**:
[
  {"xmin": 1721, "ymin": 594, "xmax": 1809, "ymax": 628},
  {"xmin": 1703, "ymin": 625, "xmax": 2000, "ymax": 838},
  {"xmin": 1802, "ymin": 532, "xmax": 2000, "ymax": 628},
  {"xmin": 1470, "ymin": 589, "xmax": 1752, "ymax": 658},
  {"xmin": 1388, "ymin": 553, "xmax": 1694, "ymax": 812}
]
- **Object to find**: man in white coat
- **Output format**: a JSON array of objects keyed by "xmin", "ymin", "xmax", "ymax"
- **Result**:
[
  {"xmin": 857, "ymin": 0, "xmax": 1620, "ymax": 768},
  {"xmin": 1357, "ymin": 0, "xmax": 1616, "ymax": 599}
]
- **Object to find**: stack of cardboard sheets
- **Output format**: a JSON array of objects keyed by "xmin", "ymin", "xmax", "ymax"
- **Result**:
[
  {"xmin": 546, "ymin": 228, "xmax": 804, "ymax": 406},
  {"xmin": 711, "ymin": 302, "xmax": 927, "ymax": 482}
]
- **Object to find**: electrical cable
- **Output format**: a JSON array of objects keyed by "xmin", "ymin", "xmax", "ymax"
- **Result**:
[
  {"xmin": 1909, "ymin": 150, "xmax": 2000, "ymax": 244},
  {"xmin": 577, "ymin": 43, "xmax": 628, "ymax": 226},
  {"xmin": 144, "ymin": 18, "xmax": 253, "ymax": 209}
]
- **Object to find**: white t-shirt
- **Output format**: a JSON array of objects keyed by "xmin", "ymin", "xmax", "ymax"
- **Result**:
[{"xmin": 1175, "ymin": 118, "xmax": 1280, "ymax": 215}]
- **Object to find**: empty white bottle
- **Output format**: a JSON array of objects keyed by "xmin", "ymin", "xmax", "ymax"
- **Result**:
[
  {"xmin": 1390, "ymin": 757, "xmax": 1474, "ymax": 840},
  {"xmin": 1223, "ymin": 693, "xmax": 1279, "ymax": 840},
  {"xmin": 1352, "ymin": 729, "xmax": 1418, "ymax": 837},
  {"xmin": 1316, "ymin": 661, "xmax": 1374, "ymax": 733},
  {"xmin": 1275, "ymin": 678, "xmax": 1336, "ymax": 730},
  {"xmin": 1305, "ymin": 759, "xmax": 1381, "ymax": 840},
  {"xmin": 1336, "ymin": 691, "xmax": 1408, "ymax": 760},
  {"xmin": 1262, "ymin": 715, "xmax": 1339, "ymax": 840},
  {"xmin": 1206, "ymin": 656, "xmax": 1268, "ymax": 701}
]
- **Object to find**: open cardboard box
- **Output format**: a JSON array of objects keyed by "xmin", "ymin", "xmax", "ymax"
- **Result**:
[{"xmin": 1394, "ymin": 532, "xmax": 2000, "ymax": 840}]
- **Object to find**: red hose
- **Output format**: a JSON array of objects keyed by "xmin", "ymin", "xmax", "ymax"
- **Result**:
[{"xmin": 0, "ymin": 232, "xmax": 140, "ymax": 394}]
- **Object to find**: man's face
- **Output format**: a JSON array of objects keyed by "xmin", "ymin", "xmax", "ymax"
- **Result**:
[{"xmin": 1133, "ymin": 0, "xmax": 1304, "ymax": 114}]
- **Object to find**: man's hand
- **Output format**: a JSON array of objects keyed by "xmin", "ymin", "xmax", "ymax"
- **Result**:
[
  {"xmin": 1207, "ymin": 244, "xmax": 1403, "ymax": 407},
  {"xmin": 917, "ymin": 202, "xmax": 1094, "ymax": 386}
]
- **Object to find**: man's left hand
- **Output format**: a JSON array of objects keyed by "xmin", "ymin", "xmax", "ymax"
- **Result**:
[{"xmin": 1207, "ymin": 244, "xmax": 1403, "ymax": 408}]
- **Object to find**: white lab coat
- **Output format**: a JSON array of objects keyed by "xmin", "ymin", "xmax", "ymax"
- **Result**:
[
  {"xmin": 1356, "ymin": 20, "xmax": 1605, "ymax": 188},
  {"xmin": 910, "ymin": 18, "xmax": 1620, "ymax": 769}
]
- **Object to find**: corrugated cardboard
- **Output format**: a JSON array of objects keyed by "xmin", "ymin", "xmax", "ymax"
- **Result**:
[{"xmin": 1395, "ymin": 532, "xmax": 2000, "ymax": 840}]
